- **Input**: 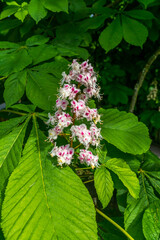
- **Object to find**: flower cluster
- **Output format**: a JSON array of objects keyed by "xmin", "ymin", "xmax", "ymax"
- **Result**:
[
  {"xmin": 79, "ymin": 149, "xmax": 99, "ymax": 168},
  {"xmin": 50, "ymin": 144, "xmax": 74, "ymax": 166},
  {"xmin": 47, "ymin": 60, "xmax": 102, "ymax": 168},
  {"xmin": 71, "ymin": 124, "xmax": 101, "ymax": 149}
]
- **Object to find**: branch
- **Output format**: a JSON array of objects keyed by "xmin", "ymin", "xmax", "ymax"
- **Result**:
[{"xmin": 129, "ymin": 47, "xmax": 160, "ymax": 113}]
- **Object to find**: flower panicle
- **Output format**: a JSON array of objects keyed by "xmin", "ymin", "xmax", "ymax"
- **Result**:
[{"xmin": 46, "ymin": 59, "xmax": 102, "ymax": 168}]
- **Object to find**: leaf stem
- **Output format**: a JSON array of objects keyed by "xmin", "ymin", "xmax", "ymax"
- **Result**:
[
  {"xmin": 96, "ymin": 208, "xmax": 134, "ymax": 240},
  {"xmin": 83, "ymin": 179, "xmax": 94, "ymax": 184},
  {"xmin": 0, "ymin": 109, "xmax": 27, "ymax": 116},
  {"xmin": 75, "ymin": 167, "xmax": 92, "ymax": 170}
]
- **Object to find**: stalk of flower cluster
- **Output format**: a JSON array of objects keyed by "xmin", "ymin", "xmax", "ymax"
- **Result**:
[{"xmin": 46, "ymin": 59, "xmax": 102, "ymax": 168}]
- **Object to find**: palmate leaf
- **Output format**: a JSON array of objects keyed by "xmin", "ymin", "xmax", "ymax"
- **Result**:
[
  {"xmin": 99, "ymin": 108, "xmax": 151, "ymax": 154},
  {"xmin": 28, "ymin": 0, "xmax": 47, "ymax": 23},
  {"xmin": 99, "ymin": 16, "xmax": 123, "ymax": 53},
  {"xmin": 0, "ymin": 115, "xmax": 27, "ymax": 139},
  {"xmin": 94, "ymin": 167, "xmax": 114, "ymax": 208},
  {"xmin": 2, "ymin": 118, "xmax": 98, "ymax": 240},
  {"xmin": 142, "ymin": 201, "xmax": 160, "ymax": 240},
  {"xmin": 0, "ymin": 48, "xmax": 32, "ymax": 76},
  {"xmin": 4, "ymin": 70, "xmax": 27, "ymax": 108},
  {"xmin": 105, "ymin": 158, "xmax": 140, "ymax": 199},
  {"xmin": 124, "ymin": 174, "xmax": 158, "ymax": 240},
  {"xmin": 0, "ymin": 116, "xmax": 30, "ymax": 195},
  {"xmin": 26, "ymin": 70, "xmax": 58, "ymax": 110}
]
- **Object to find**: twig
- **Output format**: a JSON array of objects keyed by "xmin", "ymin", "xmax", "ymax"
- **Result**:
[
  {"xmin": 96, "ymin": 208, "xmax": 134, "ymax": 240},
  {"xmin": 129, "ymin": 47, "xmax": 160, "ymax": 113},
  {"xmin": 0, "ymin": 109, "xmax": 27, "ymax": 116}
]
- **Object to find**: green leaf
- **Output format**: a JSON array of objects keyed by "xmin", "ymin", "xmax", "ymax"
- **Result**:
[
  {"xmin": 125, "ymin": 10, "xmax": 155, "ymax": 20},
  {"xmin": 32, "ymin": 56, "xmax": 69, "ymax": 78},
  {"xmin": 26, "ymin": 35, "xmax": 49, "ymax": 46},
  {"xmin": 14, "ymin": 5, "xmax": 28, "ymax": 22},
  {"xmin": 28, "ymin": 44, "xmax": 58, "ymax": 65},
  {"xmin": 2, "ymin": 122, "xmax": 98, "ymax": 240},
  {"xmin": 142, "ymin": 201, "xmax": 160, "ymax": 240},
  {"xmin": 100, "ymin": 108, "xmax": 151, "ymax": 154},
  {"xmin": 10, "ymin": 104, "xmax": 36, "ymax": 112},
  {"xmin": 145, "ymin": 172, "xmax": 160, "ymax": 194},
  {"xmin": 0, "ymin": 5, "xmax": 19, "ymax": 20},
  {"xmin": 96, "ymin": 145, "xmax": 107, "ymax": 164},
  {"xmin": 137, "ymin": 0, "xmax": 157, "ymax": 9},
  {"xmin": 0, "ymin": 41, "xmax": 19, "ymax": 49},
  {"xmin": 124, "ymin": 174, "xmax": 158, "ymax": 240},
  {"xmin": 28, "ymin": 0, "xmax": 47, "ymax": 23},
  {"xmin": 26, "ymin": 70, "xmax": 58, "ymax": 110},
  {"xmin": 105, "ymin": 158, "xmax": 140, "ymax": 198},
  {"xmin": 142, "ymin": 151, "xmax": 160, "ymax": 171},
  {"xmin": 94, "ymin": 167, "xmax": 114, "ymax": 208},
  {"xmin": 0, "ymin": 118, "xmax": 29, "ymax": 196},
  {"xmin": 0, "ymin": 19, "xmax": 22, "ymax": 33},
  {"xmin": 0, "ymin": 48, "xmax": 32, "ymax": 76},
  {"xmin": 0, "ymin": 115, "xmax": 27, "ymax": 139},
  {"xmin": 43, "ymin": 0, "xmax": 68, "ymax": 13},
  {"xmin": 99, "ymin": 16, "xmax": 123, "ymax": 53},
  {"xmin": 7, "ymin": 1, "xmax": 20, "ymax": 7},
  {"xmin": 4, "ymin": 70, "xmax": 27, "ymax": 108},
  {"xmin": 122, "ymin": 15, "xmax": 148, "ymax": 47}
]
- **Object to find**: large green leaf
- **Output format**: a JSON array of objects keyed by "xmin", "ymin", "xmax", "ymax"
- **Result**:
[
  {"xmin": 137, "ymin": 0, "xmax": 157, "ymax": 8},
  {"xmin": 0, "ymin": 117, "xmax": 29, "ymax": 196},
  {"xmin": 26, "ymin": 70, "xmax": 58, "ymax": 110},
  {"xmin": 28, "ymin": 0, "xmax": 47, "ymax": 23},
  {"xmin": 99, "ymin": 108, "xmax": 151, "ymax": 154},
  {"xmin": 32, "ymin": 56, "xmax": 69, "ymax": 78},
  {"xmin": 99, "ymin": 16, "xmax": 123, "ymax": 53},
  {"xmin": 105, "ymin": 158, "xmax": 140, "ymax": 198},
  {"xmin": 0, "ymin": 115, "xmax": 27, "ymax": 139},
  {"xmin": 0, "ymin": 5, "xmax": 19, "ymax": 20},
  {"xmin": 0, "ymin": 49, "xmax": 32, "ymax": 76},
  {"xmin": 125, "ymin": 10, "xmax": 154, "ymax": 20},
  {"xmin": 142, "ymin": 201, "xmax": 160, "ymax": 240},
  {"xmin": 26, "ymin": 35, "xmax": 49, "ymax": 46},
  {"xmin": 2, "ymin": 120, "xmax": 98, "ymax": 240},
  {"xmin": 94, "ymin": 167, "xmax": 114, "ymax": 208},
  {"xmin": 4, "ymin": 70, "xmax": 27, "ymax": 108},
  {"xmin": 124, "ymin": 174, "xmax": 158, "ymax": 240},
  {"xmin": 145, "ymin": 171, "xmax": 160, "ymax": 194},
  {"xmin": 43, "ymin": 0, "xmax": 68, "ymax": 13},
  {"xmin": 28, "ymin": 44, "xmax": 58, "ymax": 65},
  {"xmin": 122, "ymin": 15, "xmax": 148, "ymax": 47}
]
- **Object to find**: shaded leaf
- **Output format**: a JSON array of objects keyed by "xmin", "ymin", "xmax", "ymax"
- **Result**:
[
  {"xmin": 94, "ymin": 167, "xmax": 114, "ymax": 208},
  {"xmin": 28, "ymin": 0, "xmax": 47, "ymax": 23},
  {"xmin": 4, "ymin": 70, "xmax": 27, "ymax": 108},
  {"xmin": 0, "ymin": 115, "xmax": 27, "ymax": 139},
  {"xmin": 43, "ymin": 0, "xmax": 68, "ymax": 13},
  {"xmin": 0, "ymin": 49, "xmax": 32, "ymax": 76},
  {"xmin": 142, "ymin": 201, "xmax": 160, "ymax": 240},
  {"xmin": 10, "ymin": 104, "xmax": 36, "ymax": 112},
  {"xmin": 26, "ymin": 70, "xmax": 58, "ymax": 110},
  {"xmin": 26, "ymin": 35, "xmax": 49, "ymax": 46},
  {"xmin": 99, "ymin": 16, "xmax": 123, "ymax": 53},
  {"xmin": 125, "ymin": 10, "xmax": 155, "ymax": 20},
  {"xmin": 124, "ymin": 174, "xmax": 158, "ymax": 240},
  {"xmin": 28, "ymin": 44, "xmax": 58, "ymax": 65},
  {"xmin": 122, "ymin": 15, "xmax": 148, "ymax": 47},
  {"xmin": 0, "ymin": 5, "xmax": 19, "ymax": 20}
]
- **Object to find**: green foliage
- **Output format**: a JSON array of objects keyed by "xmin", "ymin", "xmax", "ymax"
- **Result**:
[
  {"xmin": 100, "ymin": 108, "xmax": 151, "ymax": 154},
  {"xmin": 94, "ymin": 167, "xmax": 114, "ymax": 208},
  {"xmin": 2, "ymin": 121, "xmax": 97, "ymax": 240},
  {"xmin": 0, "ymin": 0, "xmax": 160, "ymax": 239}
]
